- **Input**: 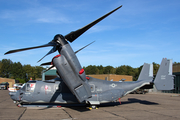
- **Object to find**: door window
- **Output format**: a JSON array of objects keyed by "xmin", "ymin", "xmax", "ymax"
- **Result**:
[
  {"xmin": 26, "ymin": 83, "xmax": 36, "ymax": 92},
  {"xmin": 90, "ymin": 84, "xmax": 95, "ymax": 92}
]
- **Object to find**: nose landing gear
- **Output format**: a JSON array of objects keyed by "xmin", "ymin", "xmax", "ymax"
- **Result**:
[{"xmin": 89, "ymin": 105, "xmax": 98, "ymax": 109}]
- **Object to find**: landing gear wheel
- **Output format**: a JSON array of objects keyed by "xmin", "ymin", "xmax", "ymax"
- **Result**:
[
  {"xmin": 89, "ymin": 105, "xmax": 98, "ymax": 109},
  {"xmin": 92, "ymin": 105, "xmax": 97, "ymax": 109},
  {"xmin": 17, "ymin": 103, "xmax": 22, "ymax": 107}
]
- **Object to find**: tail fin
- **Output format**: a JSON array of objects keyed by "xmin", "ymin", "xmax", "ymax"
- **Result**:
[
  {"xmin": 154, "ymin": 58, "xmax": 174, "ymax": 90},
  {"xmin": 138, "ymin": 63, "xmax": 153, "ymax": 81}
]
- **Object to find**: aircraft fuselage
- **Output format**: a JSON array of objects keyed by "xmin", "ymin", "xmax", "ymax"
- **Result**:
[{"xmin": 9, "ymin": 76, "xmax": 150, "ymax": 105}]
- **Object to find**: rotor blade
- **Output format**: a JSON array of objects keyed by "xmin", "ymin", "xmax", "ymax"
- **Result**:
[
  {"xmin": 40, "ymin": 62, "xmax": 51, "ymax": 66},
  {"xmin": 43, "ymin": 65, "xmax": 54, "ymax": 73},
  {"xmin": 4, "ymin": 42, "xmax": 56, "ymax": 55},
  {"xmin": 37, "ymin": 46, "xmax": 58, "ymax": 62},
  {"xmin": 65, "ymin": 5, "xmax": 122, "ymax": 42},
  {"xmin": 75, "ymin": 41, "xmax": 95, "ymax": 54}
]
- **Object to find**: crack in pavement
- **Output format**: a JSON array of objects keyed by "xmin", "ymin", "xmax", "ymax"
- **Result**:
[
  {"xmin": 101, "ymin": 109, "xmax": 128, "ymax": 120},
  {"xmin": 0, "ymin": 98, "xmax": 9, "ymax": 103},
  {"xmin": 62, "ymin": 108, "xmax": 74, "ymax": 120},
  {"xmin": 18, "ymin": 108, "xmax": 27, "ymax": 120}
]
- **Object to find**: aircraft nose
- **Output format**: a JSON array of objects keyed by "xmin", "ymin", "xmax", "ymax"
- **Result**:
[{"xmin": 9, "ymin": 92, "xmax": 20, "ymax": 101}]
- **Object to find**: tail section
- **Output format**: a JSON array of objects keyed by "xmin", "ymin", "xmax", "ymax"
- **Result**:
[
  {"xmin": 123, "ymin": 63, "xmax": 153, "ymax": 95},
  {"xmin": 154, "ymin": 58, "xmax": 174, "ymax": 90},
  {"xmin": 138, "ymin": 63, "xmax": 153, "ymax": 81}
]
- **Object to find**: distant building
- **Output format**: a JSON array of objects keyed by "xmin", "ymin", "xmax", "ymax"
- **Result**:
[
  {"xmin": 88, "ymin": 74, "xmax": 132, "ymax": 81},
  {"xmin": 163, "ymin": 64, "xmax": 180, "ymax": 94},
  {"xmin": 42, "ymin": 69, "xmax": 57, "ymax": 80},
  {"xmin": 0, "ymin": 78, "xmax": 15, "ymax": 87},
  {"xmin": 173, "ymin": 63, "xmax": 180, "ymax": 73}
]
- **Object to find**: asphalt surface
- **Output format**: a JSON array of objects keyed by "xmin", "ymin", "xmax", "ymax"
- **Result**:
[{"xmin": 0, "ymin": 90, "xmax": 180, "ymax": 120}]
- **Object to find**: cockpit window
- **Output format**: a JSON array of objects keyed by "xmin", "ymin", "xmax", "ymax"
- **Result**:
[
  {"xmin": 20, "ymin": 84, "xmax": 26, "ymax": 91},
  {"xmin": 26, "ymin": 83, "xmax": 36, "ymax": 92}
]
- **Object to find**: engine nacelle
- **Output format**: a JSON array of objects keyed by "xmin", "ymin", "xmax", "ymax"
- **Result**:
[{"xmin": 52, "ymin": 54, "xmax": 92, "ymax": 103}]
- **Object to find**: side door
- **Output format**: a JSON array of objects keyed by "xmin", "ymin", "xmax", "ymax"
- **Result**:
[{"xmin": 87, "ymin": 84, "xmax": 98, "ymax": 103}]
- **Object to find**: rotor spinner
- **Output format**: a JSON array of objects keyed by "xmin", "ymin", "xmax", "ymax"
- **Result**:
[{"xmin": 53, "ymin": 34, "xmax": 68, "ymax": 46}]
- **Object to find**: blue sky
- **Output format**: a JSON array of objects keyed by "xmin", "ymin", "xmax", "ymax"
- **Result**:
[{"xmin": 0, "ymin": 0, "xmax": 180, "ymax": 68}]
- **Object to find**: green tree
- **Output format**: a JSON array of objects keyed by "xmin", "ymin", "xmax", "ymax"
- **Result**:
[
  {"xmin": 116, "ymin": 65, "xmax": 127, "ymax": 75},
  {"xmin": 115, "ymin": 65, "xmax": 139, "ymax": 81},
  {"xmin": 0, "ymin": 61, "xmax": 2, "ymax": 75},
  {"xmin": 0, "ymin": 59, "xmax": 13, "ymax": 78},
  {"xmin": 11, "ymin": 62, "xmax": 24, "ymax": 79},
  {"xmin": 35, "ymin": 66, "xmax": 45, "ymax": 78},
  {"xmin": 135, "ymin": 65, "xmax": 143, "ymax": 81},
  {"xmin": 16, "ymin": 78, "xmax": 26, "ymax": 84},
  {"xmin": 133, "ymin": 68, "xmax": 139, "ymax": 81},
  {"xmin": 0, "ymin": 59, "xmax": 45, "ymax": 83},
  {"xmin": 153, "ymin": 62, "xmax": 160, "ymax": 75},
  {"xmin": 110, "ymin": 68, "xmax": 116, "ymax": 74},
  {"xmin": 23, "ymin": 64, "xmax": 34, "ymax": 82},
  {"xmin": 103, "ymin": 65, "xmax": 114, "ymax": 74},
  {"xmin": 97, "ymin": 65, "xmax": 104, "ymax": 74},
  {"xmin": 84, "ymin": 65, "xmax": 99, "ymax": 74}
]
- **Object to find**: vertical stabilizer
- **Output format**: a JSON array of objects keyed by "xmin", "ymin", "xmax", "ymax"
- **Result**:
[
  {"xmin": 138, "ymin": 63, "xmax": 153, "ymax": 81},
  {"xmin": 154, "ymin": 58, "xmax": 174, "ymax": 90}
]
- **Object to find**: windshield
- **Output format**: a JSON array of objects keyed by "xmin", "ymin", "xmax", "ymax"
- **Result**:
[
  {"xmin": 20, "ymin": 81, "xmax": 36, "ymax": 92},
  {"xmin": 20, "ymin": 83, "xmax": 26, "ymax": 91},
  {"xmin": 26, "ymin": 83, "xmax": 36, "ymax": 92}
]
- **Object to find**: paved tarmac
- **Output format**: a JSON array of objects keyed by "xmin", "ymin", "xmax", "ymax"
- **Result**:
[{"xmin": 0, "ymin": 90, "xmax": 180, "ymax": 120}]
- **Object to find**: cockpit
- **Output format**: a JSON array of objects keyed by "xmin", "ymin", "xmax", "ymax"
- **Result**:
[
  {"xmin": 20, "ymin": 81, "xmax": 36, "ymax": 92},
  {"xmin": 9, "ymin": 81, "xmax": 37, "ymax": 102}
]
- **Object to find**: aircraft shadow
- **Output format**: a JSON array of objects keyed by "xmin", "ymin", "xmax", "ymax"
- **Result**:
[
  {"xmin": 125, "ymin": 98, "xmax": 159, "ymax": 105},
  {"xmin": 66, "ymin": 106, "xmax": 91, "ymax": 112},
  {"xmin": 22, "ymin": 98, "xmax": 158, "ymax": 111},
  {"xmin": 22, "ymin": 103, "xmax": 90, "ymax": 112},
  {"xmin": 99, "ymin": 98, "xmax": 158, "ymax": 108}
]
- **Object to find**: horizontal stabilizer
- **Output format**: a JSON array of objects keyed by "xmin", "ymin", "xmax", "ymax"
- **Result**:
[
  {"xmin": 154, "ymin": 58, "xmax": 174, "ymax": 90},
  {"xmin": 138, "ymin": 63, "xmax": 153, "ymax": 81}
]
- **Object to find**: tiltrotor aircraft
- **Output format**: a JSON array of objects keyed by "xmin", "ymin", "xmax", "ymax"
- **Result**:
[{"xmin": 5, "ymin": 5, "xmax": 174, "ymax": 109}]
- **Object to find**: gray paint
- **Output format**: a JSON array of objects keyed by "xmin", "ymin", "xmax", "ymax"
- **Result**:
[{"xmin": 154, "ymin": 58, "xmax": 174, "ymax": 90}]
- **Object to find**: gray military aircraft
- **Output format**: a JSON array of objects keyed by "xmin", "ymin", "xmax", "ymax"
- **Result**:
[{"xmin": 5, "ymin": 5, "xmax": 174, "ymax": 109}]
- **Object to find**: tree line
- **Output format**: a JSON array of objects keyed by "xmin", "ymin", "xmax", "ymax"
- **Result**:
[
  {"xmin": 0, "ymin": 59, "xmax": 45, "ymax": 83},
  {"xmin": 83, "ymin": 62, "xmax": 160, "ymax": 81},
  {"xmin": 0, "ymin": 58, "xmax": 161, "ymax": 83}
]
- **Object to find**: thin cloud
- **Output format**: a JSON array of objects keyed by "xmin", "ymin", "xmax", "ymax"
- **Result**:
[
  {"xmin": 108, "ymin": 42, "xmax": 154, "ymax": 50},
  {"xmin": 1, "ymin": 7, "xmax": 71, "ymax": 24},
  {"xmin": 78, "ymin": 52, "xmax": 142, "ymax": 67},
  {"xmin": 87, "ymin": 25, "xmax": 120, "ymax": 34}
]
